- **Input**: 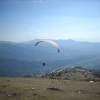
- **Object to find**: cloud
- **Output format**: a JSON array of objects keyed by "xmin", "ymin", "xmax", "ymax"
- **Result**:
[
  {"xmin": 34, "ymin": 31, "xmax": 100, "ymax": 41},
  {"xmin": 33, "ymin": 0, "xmax": 43, "ymax": 3},
  {"xmin": 74, "ymin": 31, "xmax": 100, "ymax": 38},
  {"xmin": 37, "ymin": 30, "xmax": 48, "ymax": 35},
  {"xmin": 29, "ymin": 28, "xmax": 32, "ymax": 30},
  {"xmin": 0, "ymin": 31, "xmax": 2, "ymax": 33},
  {"xmin": 0, "ymin": 28, "xmax": 100, "ymax": 42},
  {"xmin": 29, "ymin": 31, "xmax": 33, "ymax": 35}
]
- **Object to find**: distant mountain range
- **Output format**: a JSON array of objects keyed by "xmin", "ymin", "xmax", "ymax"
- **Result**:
[{"xmin": 0, "ymin": 39, "xmax": 100, "ymax": 76}]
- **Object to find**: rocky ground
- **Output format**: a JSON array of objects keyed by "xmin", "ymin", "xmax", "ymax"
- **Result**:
[{"xmin": 0, "ymin": 66, "xmax": 100, "ymax": 100}]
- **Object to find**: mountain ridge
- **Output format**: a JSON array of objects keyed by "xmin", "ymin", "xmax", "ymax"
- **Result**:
[{"xmin": 0, "ymin": 39, "xmax": 100, "ymax": 76}]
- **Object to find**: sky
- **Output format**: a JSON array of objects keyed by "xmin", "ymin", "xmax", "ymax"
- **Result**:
[{"xmin": 0, "ymin": 0, "xmax": 100, "ymax": 42}]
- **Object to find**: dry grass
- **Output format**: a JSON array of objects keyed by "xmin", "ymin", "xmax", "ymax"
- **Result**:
[{"xmin": 0, "ymin": 77, "xmax": 100, "ymax": 100}]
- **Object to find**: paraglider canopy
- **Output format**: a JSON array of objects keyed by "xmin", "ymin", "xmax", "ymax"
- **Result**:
[
  {"xmin": 35, "ymin": 40, "xmax": 60, "ymax": 52},
  {"xmin": 35, "ymin": 40, "xmax": 60, "ymax": 66}
]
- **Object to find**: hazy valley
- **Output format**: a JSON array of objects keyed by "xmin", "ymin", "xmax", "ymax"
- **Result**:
[{"xmin": 0, "ymin": 39, "xmax": 100, "ymax": 76}]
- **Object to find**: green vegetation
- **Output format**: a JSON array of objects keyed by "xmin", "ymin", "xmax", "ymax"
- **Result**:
[{"xmin": 0, "ymin": 40, "xmax": 100, "ymax": 76}]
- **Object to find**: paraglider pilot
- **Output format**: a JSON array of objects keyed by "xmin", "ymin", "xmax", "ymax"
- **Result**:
[{"xmin": 43, "ymin": 62, "xmax": 45, "ymax": 66}]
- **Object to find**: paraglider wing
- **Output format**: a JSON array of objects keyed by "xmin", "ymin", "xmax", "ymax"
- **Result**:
[{"xmin": 35, "ymin": 40, "xmax": 60, "ymax": 52}]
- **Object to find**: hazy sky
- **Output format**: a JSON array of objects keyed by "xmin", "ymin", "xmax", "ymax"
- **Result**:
[{"xmin": 0, "ymin": 0, "xmax": 100, "ymax": 42}]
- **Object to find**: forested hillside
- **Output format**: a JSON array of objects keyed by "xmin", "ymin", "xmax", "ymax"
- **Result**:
[{"xmin": 0, "ymin": 39, "xmax": 100, "ymax": 76}]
